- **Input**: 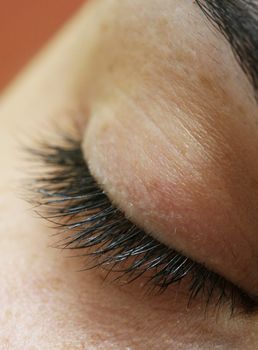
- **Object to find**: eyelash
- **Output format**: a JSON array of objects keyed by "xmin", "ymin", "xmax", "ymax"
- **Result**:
[{"xmin": 26, "ymin": 135, "xmax": 257, "ymax": 315}]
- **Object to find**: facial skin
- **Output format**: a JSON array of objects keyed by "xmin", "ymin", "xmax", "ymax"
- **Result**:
[
  {"xmin": 0, "ymin": 0, "xmax": 258, "ymax": 349},
  {"xmin": 83, "ymin": 0, "xmax": 258, "ymax": 296}
]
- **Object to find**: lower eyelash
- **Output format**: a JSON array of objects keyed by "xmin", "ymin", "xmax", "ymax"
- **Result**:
[{"xmin": 26, "ymin": 134, "xmax": 257, "ymax": 315}]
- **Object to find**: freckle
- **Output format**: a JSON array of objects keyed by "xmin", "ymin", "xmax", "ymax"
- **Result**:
[{"xmin": 198, "ymin": 74, "xmax": 215, "ymax": 92}]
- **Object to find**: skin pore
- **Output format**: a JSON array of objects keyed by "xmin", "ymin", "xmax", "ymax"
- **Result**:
[{"xmin": 0, "ymin": 0, "xmax": 258, "ymax": 349}]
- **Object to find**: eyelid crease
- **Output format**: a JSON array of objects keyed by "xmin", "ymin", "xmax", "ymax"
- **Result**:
[{"xmin": 25, "ymin": 134, "xmax": 258, "ymax": 316}]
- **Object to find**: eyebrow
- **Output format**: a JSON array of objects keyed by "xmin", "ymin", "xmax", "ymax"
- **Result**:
[{"xmin": 196, "ymin": 0, "xmax": 258, "ymax": 97}]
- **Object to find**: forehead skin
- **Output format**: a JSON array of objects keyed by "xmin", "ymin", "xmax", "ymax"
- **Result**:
[{"xmin": 1, "ymin": 0, "xmax": 258, "ymax": 349}]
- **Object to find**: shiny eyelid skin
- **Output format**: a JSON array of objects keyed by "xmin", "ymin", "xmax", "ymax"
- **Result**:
[{"xmin": 25, "ymin": 134, "xmax": 258, "ymax": 315}]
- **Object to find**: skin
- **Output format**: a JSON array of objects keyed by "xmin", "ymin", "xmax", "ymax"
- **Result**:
[{"xmin": 0, "ymin": 0, "xmax": 258, "ymax": 349}]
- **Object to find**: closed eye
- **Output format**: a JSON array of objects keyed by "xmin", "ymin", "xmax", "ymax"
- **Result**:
[{"xmin": 26, "ymin": 133, "xmax": 258, "ymax": 315}]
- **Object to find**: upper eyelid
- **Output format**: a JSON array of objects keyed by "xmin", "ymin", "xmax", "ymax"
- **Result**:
[{"xmin": 25, "ymin": 134, "xmax": 258, "ymax": 314}]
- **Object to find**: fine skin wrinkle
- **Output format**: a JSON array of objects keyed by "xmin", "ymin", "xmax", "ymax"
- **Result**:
[
  {"xmin": 82, "ymin": 1, "xmax": 258, "ymax": 297},
  {"xmin": 0, "ymin": 0, "xmax": 258, "ymax": 349}
]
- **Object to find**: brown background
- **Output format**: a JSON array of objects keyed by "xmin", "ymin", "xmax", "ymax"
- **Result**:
[{"xmin": 0, "ymin": 0, "xmax": 84, "ymax": 91}]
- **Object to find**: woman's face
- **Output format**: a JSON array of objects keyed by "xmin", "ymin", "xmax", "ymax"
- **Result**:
[{"xmin": 1, "ymin": 0, "xmax": 258, "ymax": 349}]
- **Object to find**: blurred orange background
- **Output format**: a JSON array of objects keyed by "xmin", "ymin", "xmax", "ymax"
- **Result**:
[{"xmin": 0, "ymin": 0, "xmax": 84, "ymax": 91}]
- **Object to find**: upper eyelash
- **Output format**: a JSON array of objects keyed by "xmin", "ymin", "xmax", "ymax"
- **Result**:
[{"xmin": 26, "ymin": 135, "xmax": 257, "ymax": 315}]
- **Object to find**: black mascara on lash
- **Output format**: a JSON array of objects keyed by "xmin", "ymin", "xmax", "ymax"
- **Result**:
[{"xmin": 25, "ymin": 134, "xmax": 258, "ymax": 315}]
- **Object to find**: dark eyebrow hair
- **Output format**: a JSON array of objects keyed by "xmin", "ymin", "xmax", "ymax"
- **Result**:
[{"xmin": 196, "ymin": 0, "xmax": 258, "ymax": 96}]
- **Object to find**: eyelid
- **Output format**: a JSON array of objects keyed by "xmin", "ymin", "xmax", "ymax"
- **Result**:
[
  {"xmin": 26, "ymin": 134, "xmax": 258, "ymax": 315},
  {"xmin": 83, "ymin": 102, "xmax": 258, "ymax": 300}
]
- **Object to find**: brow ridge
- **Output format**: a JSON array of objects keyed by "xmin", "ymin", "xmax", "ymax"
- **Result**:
[{"xmin": 196, "ymin": 0, "xmax": 258, "ymax": 98}]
